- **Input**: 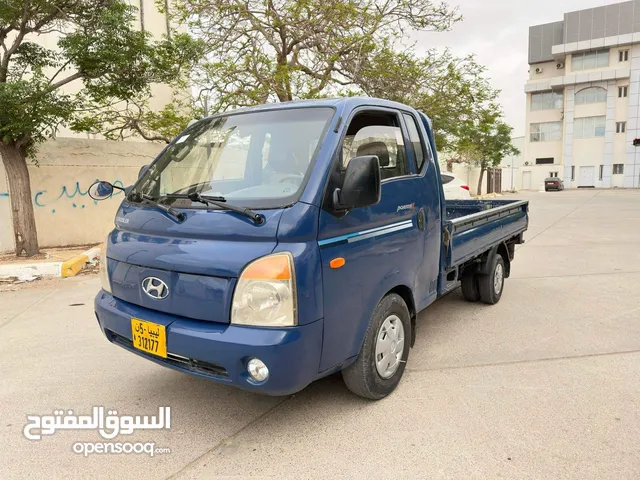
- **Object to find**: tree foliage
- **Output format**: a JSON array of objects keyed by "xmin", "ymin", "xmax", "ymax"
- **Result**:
[
  {"xmin": 349, "ymin": 46, "xmax": 500, "ymax": 152},
  {"xmin": 0, "ymin": 0, "xmax": 197, "ymax": 156},
  {"xmin": 453, "ymin": 106, "xmax": 520, "ymax": 193},
  {"xmin": 71, "ymin": 92, "xmax": 203, "ymax": 143},
  {"xmin": 169, "ymin": 0, "xmax": 515, "ymax": 164},
  {"xmin": 0, "ymin": 0, "xmax": 202, "ymax": 255},
  {"xmin": 171, "ymin": 0, "xmax": 461, "ymax": 111}
]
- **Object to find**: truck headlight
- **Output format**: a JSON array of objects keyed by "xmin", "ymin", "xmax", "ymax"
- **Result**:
[
  {"xmin": 99, "ymin": 237, "xmax": 112, "ymax": 294},
  {"xmin": 231, "ymin": 253, "xmax": 297, "ymax": 327}
]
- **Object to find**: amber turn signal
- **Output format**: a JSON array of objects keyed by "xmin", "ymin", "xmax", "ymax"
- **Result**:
[{"xmin": 330, "ymin": 257, "xmax": 346, "ymax": 269}]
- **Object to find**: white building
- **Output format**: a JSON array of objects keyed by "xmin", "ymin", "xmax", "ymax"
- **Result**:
[
  {"xmin": 524, "ymin": 0, "xmax": 640, "ymax": 190},
  {"xmin": 500, "ymin": 136, "xmax": 524, "ymax": 191}
]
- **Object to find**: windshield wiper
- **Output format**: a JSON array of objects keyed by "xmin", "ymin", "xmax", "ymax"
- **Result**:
[
  {"xmin": 164, "ymin": 192, "xmax": 264, "ymax": 225},
  {"xmin": 128, "ymin": 192, "xmax": 185, "ymax": 222}
]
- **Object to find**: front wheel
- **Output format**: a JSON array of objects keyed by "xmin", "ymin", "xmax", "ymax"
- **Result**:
[
  {"xmin": 478, "ymin": 254, "xmax": 505, "ymax": 305},
  {"xmin": 342, "ymin": 294, "xmax": 411, "ymax": 400}
]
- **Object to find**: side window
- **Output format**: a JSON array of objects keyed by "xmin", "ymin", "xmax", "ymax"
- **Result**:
[
  {"xmin": 341, "ymin": 112, "xmax": 408, "ymax": 180},
  {"xmin": 403, "ymin": 113, "xmax": 425, "ymax": 171}
]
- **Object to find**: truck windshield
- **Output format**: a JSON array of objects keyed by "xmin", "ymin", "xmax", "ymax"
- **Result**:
[{"xmin": 133, "ymin": 107, "xmax": 334, "ymax": 209}]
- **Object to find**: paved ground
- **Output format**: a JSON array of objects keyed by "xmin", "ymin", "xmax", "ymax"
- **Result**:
[{"xmin": 2, "ymin": 189, "xmax": 640, "ymax": 479}]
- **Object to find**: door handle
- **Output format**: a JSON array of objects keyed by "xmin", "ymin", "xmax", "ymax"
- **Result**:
[{"xmin": 417, "ymin": 208, "xmax": 426, "ymax": 231}]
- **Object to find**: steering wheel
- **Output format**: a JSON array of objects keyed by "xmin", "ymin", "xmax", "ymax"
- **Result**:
[{"xmin": 278, "ymin": 173, "xmax": 304, "ymax": 184}]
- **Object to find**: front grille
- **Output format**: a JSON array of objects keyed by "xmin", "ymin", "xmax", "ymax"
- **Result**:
[{"xmin": 107, "ymin": 330, "xmax": 228, "ymax": 378}]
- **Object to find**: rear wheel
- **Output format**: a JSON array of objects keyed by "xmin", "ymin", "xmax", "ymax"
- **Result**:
[
  {"xmin": 460, "ymin": 270, "xmax": 480, "ymax": 302},
  {"xmin": 342, "ymin": 293, "xmax": 411, "ymax": 400},
  {"xmin": 478, "ymin": 255, "xmax": 505, "ymax": 305}
]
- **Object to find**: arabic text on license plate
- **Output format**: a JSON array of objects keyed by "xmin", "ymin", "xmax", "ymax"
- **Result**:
[{"xmin": 131, "ymin": 318, "xmax": 167, "ymax": 358}]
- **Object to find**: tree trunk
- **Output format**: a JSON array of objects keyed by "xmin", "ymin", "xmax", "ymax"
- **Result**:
[
  {"xmin": 274, "ymin": 55, "xmax": 293, "ymax": 102},
  {"xmin": 477, "ymin": 167, "xmax": 485, "ymax": 196},
  {"xmin": 0, "ymin": 144, "xmax": 39, "ymax": 256}
]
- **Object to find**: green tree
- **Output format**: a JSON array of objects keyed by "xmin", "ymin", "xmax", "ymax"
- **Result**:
[
  {"xmin": 169, "ymin": 0, "xmax": 506, "ymax": 159},
  {"xmin": 171, "ymin": 0, "xmax": 461, "ymax": 111},
  {"xmin": 349, "ymin": 47, "xmax": 500, "ymax": 152},
  {"xmin": 0, "ymin": 0, "xmax": 200, "ymax": 256},
  {"xmin": 455, "ymin": 106, "xmax": 519, "ymax": 194}
]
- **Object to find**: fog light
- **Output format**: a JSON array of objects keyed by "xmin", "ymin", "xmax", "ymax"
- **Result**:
[{"xmin": 247, "ymin": 358, "xmax": 269, "ymax": 382}]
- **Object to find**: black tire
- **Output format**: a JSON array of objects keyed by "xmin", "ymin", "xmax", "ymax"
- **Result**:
[
  {"xmin": 478, "ymin": 254, "xmax": 505, "ymax": 305},
  {"xmin": 342, "ymin": 293, "xmax": 411, "ymax": 400},
  {"xmin": 460, "ymin": 270, "xmax": 480, "ymax": 302}
]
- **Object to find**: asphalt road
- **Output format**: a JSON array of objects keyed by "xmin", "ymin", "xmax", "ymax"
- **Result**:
[{"xmin": 2, "ymin": 189, "xmax": 640, "ymax": 479}]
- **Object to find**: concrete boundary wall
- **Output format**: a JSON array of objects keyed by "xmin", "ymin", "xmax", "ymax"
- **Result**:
[{"xmin": 0, "ymin": 138, "xmax": 164, "ymax": 253}]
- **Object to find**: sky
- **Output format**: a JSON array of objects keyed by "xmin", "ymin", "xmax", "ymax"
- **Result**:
[{"xmin": 412, "ymin": 0, "xmax": 625, "ymax": 137}]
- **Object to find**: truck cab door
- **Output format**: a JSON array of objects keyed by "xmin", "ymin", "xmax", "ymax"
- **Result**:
[
  {"xmin": 401, "ymin": 112, "xmax": 442, "ymax": 310},
  {"xmin": 316, "ymin": 107, "xmax": 434, "ymax": 372}
]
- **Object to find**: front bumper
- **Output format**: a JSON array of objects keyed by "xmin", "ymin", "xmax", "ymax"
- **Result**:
[{"xmin": 95, "ymin": 291, "xmax": 323, "ymax": 396}]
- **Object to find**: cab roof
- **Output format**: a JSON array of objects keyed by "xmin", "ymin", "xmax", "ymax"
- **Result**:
[{"xmin": 202, "ymin": 97, "xmax": 422, "ymax": 118}]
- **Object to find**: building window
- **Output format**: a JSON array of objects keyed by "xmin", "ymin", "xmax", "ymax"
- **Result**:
[
  {"xmin": 619, "ymin": 86, "xmax": 628, "ymax": 98},
  {"xmin": 549, "ymin": 171, "xmax": 559, "ymax": 178},
  {"xmin": 599, "ymin": 165, "xmax": 604, "ymax": 180},
  {"xmin": 575, "ymin": 87, "xmax": 607, "ymax": 105},
  {"xmin": 572, "ymin": 50, "xmax": 609, "ymax": 71},
  {"xmin": 613, "ymin": 164, "xmax": 624, "ymax": 174},
  {"xmin": 619, "ymin": 50, "xmax": 629, "ymax": 62},
  {"xmin": 530, "ymin": 122, "xmax": 562, "ymax": 142},
  {"xmin": 571, "ymin": 166, "xmax": 575, "ymax": 180},
  {"xmin": 531, "ymin": 91, "xmax": 563, "ymax": 110},
  {"xmin": 616, "ymin": 121, "xmax": 627, "ymax": 133},
  {"xmin": 574, "ymin": 116, "xmax": 606, "ymax": 138},
  {"xmin": 536, "ymin": 157, "xmax": 554, "ymax": 164}
]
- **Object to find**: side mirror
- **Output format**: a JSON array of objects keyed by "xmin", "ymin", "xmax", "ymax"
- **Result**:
[
  {"xmin": 88, "ymin": 181, "xmax": 114, "ymax": 201},
  {"xmin": 333, "ymin": 155, "xmax": 381, "ymax": 211},
  {"xmin": 138, "ymin": 165, "xmax": 149, "ymax": 179}
]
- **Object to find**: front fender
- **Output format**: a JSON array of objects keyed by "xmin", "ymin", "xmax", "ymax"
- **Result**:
[{"xmin": 348, "ymin": 271, "xmax": 417, "ymax": 361}]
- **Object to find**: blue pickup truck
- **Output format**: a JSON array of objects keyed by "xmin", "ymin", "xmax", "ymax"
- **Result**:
[{"xmin": 91, "ymin": 97, "xmax": 528, "ymax": 399}]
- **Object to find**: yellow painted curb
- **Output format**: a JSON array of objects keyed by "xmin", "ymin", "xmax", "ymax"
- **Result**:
[{"xmin": 61, "ymin": 254, "xmax": 89, "ymax": 278}]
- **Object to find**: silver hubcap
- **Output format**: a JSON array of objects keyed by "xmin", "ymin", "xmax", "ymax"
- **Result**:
[
  {"xmin": 494, "ymin": 263, "xmax": 504, "ymax": 295},
  {"xmin": 375, "ymin": 315, "xmax": 405, "ymax": 379}
]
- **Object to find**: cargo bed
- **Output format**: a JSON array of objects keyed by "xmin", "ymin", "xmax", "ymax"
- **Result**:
[{"xmin": 444, "ymin": 199, "xmax": 529, "ymax": 268}]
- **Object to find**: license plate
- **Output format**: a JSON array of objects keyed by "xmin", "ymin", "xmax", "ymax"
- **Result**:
[{"xmin": 131, "ymin": 318, "xmax": 167, "ymax": 358}]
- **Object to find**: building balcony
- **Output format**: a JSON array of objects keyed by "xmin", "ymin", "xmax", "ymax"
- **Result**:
[{"xmin": 524, "ymin": 68, "xmax": 630, "ymax": 93}]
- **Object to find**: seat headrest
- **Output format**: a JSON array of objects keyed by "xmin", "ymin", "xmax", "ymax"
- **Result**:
[{"xmin": 356, "ymin": 141, "xmax": 390, "ymax": 167}]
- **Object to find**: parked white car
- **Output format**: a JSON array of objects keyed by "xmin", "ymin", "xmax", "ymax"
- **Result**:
[{"xmin": 441, "ymin": 173, "xmax": 471, "ymax": 199}]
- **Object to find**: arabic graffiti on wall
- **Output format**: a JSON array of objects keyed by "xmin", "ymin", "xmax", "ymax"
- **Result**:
[{"xmin": 33, "ymin": 180, "xmax": 125, "ymax": 214}]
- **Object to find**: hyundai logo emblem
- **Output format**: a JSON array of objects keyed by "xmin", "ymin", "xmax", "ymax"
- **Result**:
[{"xmin": 142, "ymin": 277, "xmax": 169, "ymax": 300}]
